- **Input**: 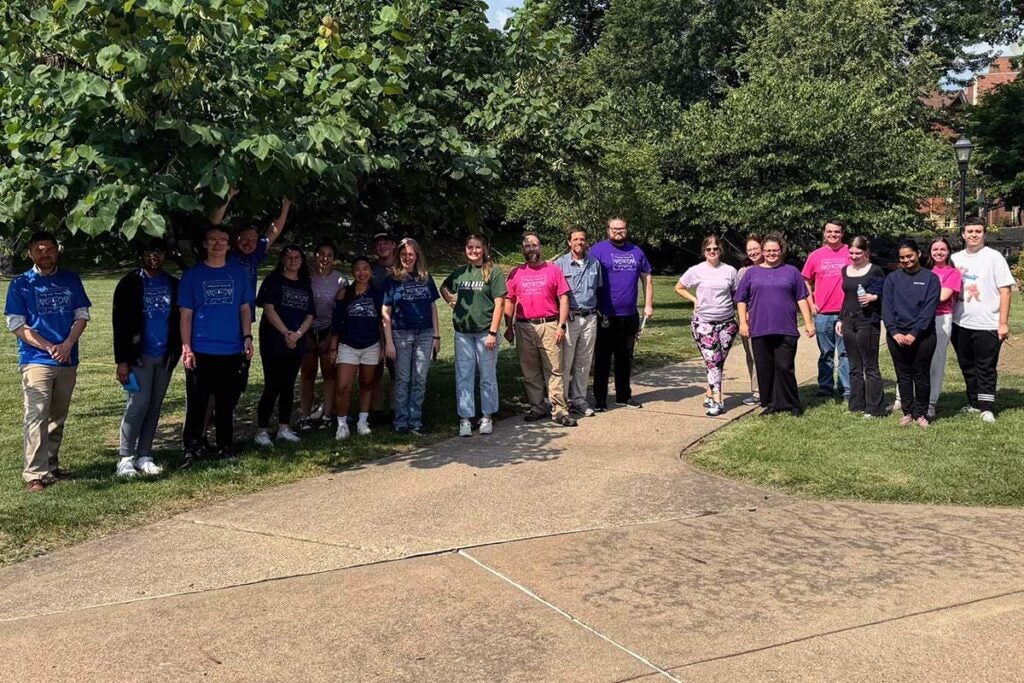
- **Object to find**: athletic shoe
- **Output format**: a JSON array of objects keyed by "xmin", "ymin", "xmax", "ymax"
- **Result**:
[
  {"xmin": 479, "ymin": 416, "xmax": 493, "ymax": 435},
  {"xmin": 320, "ymin": 415, "xmax": 337, "ymax": 430},
  {"xmin": 523, "ymin": 411, "xmax": 547, "ymax": 422},
  {"xmin": 615, "ymin": 398, "xmax": 643, "ymax": 409},
  {"xmin": 888, "ymin": 401, "xmax": 902, "ymax": 414},
  {"xmin": 706, "ymin": 401, "xmax": 724, "ymax": 417},
  {"xmin": 916, "ymin": 417, "xmax": 930, "ymax": 429},
  {"xmin": 899, "ymin": 414, "xmax": 914, "ymax": 427},
  {"xmin": 178, "ymin": 451, "xmax": 196, "ymax": 470},
  {"xmin": 297, "ymin": 417, "xmax": 315, "ymax": 432},
  {"xmin": 863, "ymin": 413, "xmax": 876, "ymax": 419},
  {"xmin": 135, "ymin": 457, "xmax": 162, "ymax": 476},
  {"xmin": 356, "ymin": 421, "xmax": 372, "ymax": 436},
  {"xmin": 981, "ymin": 410, "xmax": 996, "ymax": 423},
  {"xmin": 570, "ymin": 404, "xmax": 595, "ymax": 418},
  {"xmin": 594, "ymin": 403, "xmax": 608, "ymax": 413},
  {"xmin": 309, "ymin": 404, "xmax": 324, "ymax": 421},
  {"xmin": 459, "ymin": 419, "xmax": 473, "ymax": 437},
  {"xmin": 742, "ymin": 395, "xmax": 760, "ymax": 406},
  {"xmin": 116, "ymin": 457, "xmax": 138, "ymax": 478},
  {"xmin": 277, "ymin": 427, "xmax": 301, "ymax": 443},
  {"xmin": 703, "ymin": 397, "xmax": 714, "ymax": 409},
  {"xmin": 410, "ymin": 426, "xmax": 426, "ymax": 436},
  {"xmin": 552, "ymin": 415, "xmax": 578, "ymax": 427},
  {"xmin": 254, "ymin": 431, "xmax": 273, "ymax": 447},
  {"xmin": 214, "ymin": 446, "xmax": 236, "ymax": 460},
  {"xmin": 335, "ymin": 421, "xmax": 350, "ymax": 440},
  {"xmin": 960, "ymin": 405, "xmax": 981, "ymax": 414},
  {"xmin": 789, "ymin": 408, "xmax": 804, "ymax": 417}
]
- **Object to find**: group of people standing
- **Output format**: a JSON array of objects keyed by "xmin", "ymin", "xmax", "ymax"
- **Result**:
[
  {"xmin": 5, "ymin": 208, "xmax": 1013, "ymax": 493},
  {"xmin": 674, "ymin": 218, "xmax": 1013, "ymax": 427}
]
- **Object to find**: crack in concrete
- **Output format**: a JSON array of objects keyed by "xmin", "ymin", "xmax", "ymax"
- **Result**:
[
  {"xmin": 457, "ymin": 549, "xmax": 683, "ymax": 682},
  {"xmin": 184, "ymin": 518, "xmax": 382, "ymax": 554},
  {"xmin": 665, "ymin": 586, "xmax": 1024, "ymax": 672}
]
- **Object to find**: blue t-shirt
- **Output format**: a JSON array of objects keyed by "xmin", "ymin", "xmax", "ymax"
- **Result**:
[
  {"xmin": 141, "ymin": 271, "xmax": 172, "ymax": 357},
  {"xmin": 256, "ymin": 272, "xmax": 315, "ymax": 355},
  {"xmin": 230, "ymin": 237, "xmax": 269, "ymax": 321},
  {"xmin": 4, "ymin": 268, "xmax": 92, "ymax": 366},
  {"xmin": 383, "ymin": 274, "xmax": 439, "ymax": 331},
  {"xmin": 178, "ymin": 261, "xmax": 253, "ymax": 355},
  {"xmin": 332, "ymin": 286, "xmax": 384, "ymax": 349}
]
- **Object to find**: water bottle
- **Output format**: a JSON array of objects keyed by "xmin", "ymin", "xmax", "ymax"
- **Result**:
[{"xmin": 857, "ymin": 284, "xmax": 867, "ymax": 306}]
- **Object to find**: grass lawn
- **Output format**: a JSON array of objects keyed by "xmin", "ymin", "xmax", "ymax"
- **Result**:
[
  {"xmin": 0, "ymin": 270, "xmax": 695, "ymax": 565},
  {"xmin": 692, "ymin": 308, "xmax": 1024, "ymax": 507}
]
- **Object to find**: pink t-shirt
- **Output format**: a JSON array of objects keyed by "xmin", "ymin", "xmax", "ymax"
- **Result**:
[
  {"xmin": 932, "ymin": 264, "xmax": 962, "ymax": 316},
  {"xmin": 507, "ymin": 262, "xmax": 570, "ymax": 319},
  {"xmin": 801, "ymin": 244, "xmax": 851, "ymax": 313}
]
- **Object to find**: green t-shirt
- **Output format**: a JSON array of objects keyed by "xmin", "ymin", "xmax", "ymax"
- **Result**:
[{"xmin": 441, "ymin": 264, "xmax": 508, "ymax": 333}]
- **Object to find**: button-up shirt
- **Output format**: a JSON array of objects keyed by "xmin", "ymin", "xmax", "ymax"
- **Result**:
[{"xmin": 553, "ymin": 251, "xmax": 602, "ymax": 310}]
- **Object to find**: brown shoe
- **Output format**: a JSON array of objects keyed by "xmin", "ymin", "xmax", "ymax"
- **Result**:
[{"xmin": 26, "ymin": 480, "xmax": 46, "ymax": 493}]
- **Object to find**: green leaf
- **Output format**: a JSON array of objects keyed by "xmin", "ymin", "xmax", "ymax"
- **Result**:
[{"xmin": 96, "ymin": 45, "xmax": 123, "ymax": 71}]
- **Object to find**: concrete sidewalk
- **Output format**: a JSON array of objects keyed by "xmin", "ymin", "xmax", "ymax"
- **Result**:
[{"xmin": 3, "ymin": 336, "xmax": 1023, "ymax": 681}]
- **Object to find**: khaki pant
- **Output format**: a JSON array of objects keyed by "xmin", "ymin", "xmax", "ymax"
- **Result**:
[
  {"xmin": 515, "ymin": 321, "xmax": 567, "ymax": 418},
  {"xmin": 21, "ymin": 364, "xmax": 78, "ymax": 483},
  {"xmin": 562, "ymin": 313, "xmax": 597, "ymax": 411}
]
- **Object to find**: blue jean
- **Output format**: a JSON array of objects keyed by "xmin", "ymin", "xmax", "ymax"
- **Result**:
[
  {"xmin": 814, "ymin": 313, "xmax": 849, "ymax": 396},
  {"xmin": 454, "ymin": 332, "xmax": 499, "ymax": 419},
  {"xmin": 393, "ymin": 328, "xmax": 434, "ymax": 430},
  {"xmin": 120, "ymin": 355, "xmax": 174, "ymax": 457}
]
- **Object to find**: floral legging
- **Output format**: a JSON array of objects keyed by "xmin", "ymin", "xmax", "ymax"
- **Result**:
[{"xmin": 691, "ymin": 317, "xmax": 739, "ymax": 393}]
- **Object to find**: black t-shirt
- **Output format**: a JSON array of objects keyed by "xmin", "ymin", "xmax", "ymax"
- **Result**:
[
  {"xmin": 256, "ymin": 272, "xmax": 315, "ymax": 355},
  {"xmin": 840, "ymin": 264, "xmax": 885, "ymax": 321}
]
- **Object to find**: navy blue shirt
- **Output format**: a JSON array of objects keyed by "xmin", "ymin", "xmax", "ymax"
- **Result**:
[
  {"xmin": 256, "ymin": 272, "xmax": 315, "ymax": 356},
  {"xmin": 383, "ymin": 274, "xmax": 439, "ymax": 331},
  {"xmin": 179, "ymin": 261, "xmax": 253, "ymax": 355},
  {"xmin": 229, "ymin": 237, "xmax": 269, "ymax": 321},
  {"xmin": 332, "ymin": 286, "xmax": 384, "ymax": 349},
  {"xmin": 882, "ymin": 268, "xmax": 940, "ymax": 337}
]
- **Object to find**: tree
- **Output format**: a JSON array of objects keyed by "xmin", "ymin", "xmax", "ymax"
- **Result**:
[{"xmin": 969, "ymin": 70, "xmax": 1024, "ymax": 212}]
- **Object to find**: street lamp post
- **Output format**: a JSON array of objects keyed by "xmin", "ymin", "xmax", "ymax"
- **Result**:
[{"xmin": 953, "ymin": 137, "xmax": 973, "ymax": 231}]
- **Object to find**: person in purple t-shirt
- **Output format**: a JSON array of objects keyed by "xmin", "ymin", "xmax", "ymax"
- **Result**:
[
  {"xmin": 736, "ymin": 233, "xmax": 815, "ymax": 416},
  {"xmin": 589, "ymin": 217, "xmax": 654, "ymax": 411}
]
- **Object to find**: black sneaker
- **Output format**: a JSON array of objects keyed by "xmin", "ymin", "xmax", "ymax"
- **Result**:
[
  {"xmin": 179, "ymin": 451, "xmax": 196, "ymax": 470},
  {"xmin": 523, "ymin": 411, "xmax": 548, "ymax": 422},
  {"xmin": 197, "ymin": 436, "xmax": 212, "ymax": 457},
  {"xmin": 297, "ymin": 417, "xmax": 315, "ymax": 432},
  {"xmin": 615, "ymin": 398, "xmax": 643, "ymax": 409},
  {"xmin": 552, "ymin": 415, "xmax": 578, "ymax": 427},
  {"xmin": 215, "ymin": 446, "xmax": 236, "ymax": 460},
  {"xmin": 594, "ymin": 403, "xmax": 608, "ymax": 413}
]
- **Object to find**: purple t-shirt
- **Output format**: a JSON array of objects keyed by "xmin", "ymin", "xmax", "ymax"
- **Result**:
[
  {"xmin": 734, "ymin": 264, "xmax": 809, "ymax": 337},
  {"xmin": 590, "ymin": 241, "xmax": 651, "ymax": 317}
]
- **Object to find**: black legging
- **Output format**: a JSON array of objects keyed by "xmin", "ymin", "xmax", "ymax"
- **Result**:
[
  {"xmin": 887, "ymin": 329, "xmax": 937, "ymax": 419},
  {"xmin": 258, "ymin": 348, "xmax": 303, "ymax": 428}
]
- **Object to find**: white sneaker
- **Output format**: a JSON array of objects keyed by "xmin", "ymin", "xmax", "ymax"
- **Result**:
[
  {"xmin": 135, "ymin": 456, "xmax": 162, "ymax": 476},
  {"xmin": 479, "ymin": 416, "xmax": 493, "ymax": 435},
  {"xmin": 459, "ymin": 419, "xmax": 473, "ymax": 437},
  {"xmin": 277, "ymin": 427, "xmax": 301, "ymax": 443},
  {"xmin": 960, "ymin": 405, "xmax": 981, "ymax": 414},
  {"xmin": 255, "ymin": 431, "xmax": 273, "ymax": 447},
  {"xmin": 356, "ymin": 421, "xmax": 372, "ymax": 436},
  {"xmin": 335, "ymin": 420, "xmax": 350, "ymax": 440},
  {"xmin": 116, "ymin": 457, "xmax": 138, "ymax": 478},
  {"xmin": 980, "ymin": 410, "xmax": 996, "ymax": 423}
]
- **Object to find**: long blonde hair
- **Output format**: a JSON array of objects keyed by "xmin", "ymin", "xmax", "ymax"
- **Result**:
[
  {"xmin": 466, "ymin": 234, "xmax": 493, "ymax": 281},
  {"xmin": 391, "ymin": 237, "xmax": 430, "ymax": 282}
]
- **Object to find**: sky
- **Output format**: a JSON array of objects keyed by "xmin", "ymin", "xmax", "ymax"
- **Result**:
[{"xmin": 485, "ymin": 0, "xmax": 522, "ymax": 29}]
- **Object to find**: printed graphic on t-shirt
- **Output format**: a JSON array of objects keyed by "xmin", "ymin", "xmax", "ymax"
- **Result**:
[
  {"xmin": 458, "ymin": 280, "xmax": 485, "ymax": 293},
  {"xmin": 402, "ymin": 282, "xmax": 432, "ymax": 300},
  {"xmin": 348, "ymin": 297, "xmax": 377, "ymax": 318},
  {"xmin": 612, "ymin": 254, "xmax": 637, "ymax": 272},
  {"xmin": 144, "ymin": 285, "xmax": 171, "ymax": 312},
  {"xmin": 36, "ymin": 287, "xmax": 72, "ymax": 315},
  {"xmin": 516, "ymin": 272, "xmax": 550, "ymax": 295},
  {"xmin": 281, "ymin": 287, "xmax": 310, "ymax": 310},
  {"xmin": 960, "ymin": 268, "xmax": 981, "ymax": 303},
  {"xmin": 203, "ymin": 280, "xmax": 235, "ymax": 305},
  {"xmin": 818, "ymin": 259, "xmax": 846, "ymax": 276}
]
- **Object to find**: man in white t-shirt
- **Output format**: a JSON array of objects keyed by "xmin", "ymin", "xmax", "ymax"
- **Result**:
[{"xmin": 950, "ymin": 217, "xmax": 1014, "ymax": 422}]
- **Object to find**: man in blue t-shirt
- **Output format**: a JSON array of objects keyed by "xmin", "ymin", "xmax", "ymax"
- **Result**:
[
  {"xmin": 4, "ymin": 232, "xmax": 92, "ymax": 492},
  {"xmin": 179, "ymin": 225, "xmax": 254, "ymax": 467}
]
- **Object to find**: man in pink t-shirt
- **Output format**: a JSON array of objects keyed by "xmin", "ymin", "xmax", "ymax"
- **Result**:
[
  {"xmin": 802, "ymin": 219, "xmax": 853, "ymax": 398},
  {"xmin": 503, "ymin": 232, "xmax": 576, "ymax": 427}
]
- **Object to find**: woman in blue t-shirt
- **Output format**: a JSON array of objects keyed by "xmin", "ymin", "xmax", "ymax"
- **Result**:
[
  {"xmin": 254, "ymin": 245, "xmax": 315, "ymax": 446},
  {"xmin": 329, "ymin": 256, "xmax": 384, "ymax": 440},
  {"xmin": 382, "ymin": 238, "xmax": 441, "ymax": 434}
]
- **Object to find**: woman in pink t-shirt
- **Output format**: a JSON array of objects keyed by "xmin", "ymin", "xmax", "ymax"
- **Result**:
[
  {"xmin": 926, "ymin": 237, "xmax": 962, "ymax": 418},
  {"xmin": 675, "ymin": 235, "xmax": 739, "ymax": 416}
]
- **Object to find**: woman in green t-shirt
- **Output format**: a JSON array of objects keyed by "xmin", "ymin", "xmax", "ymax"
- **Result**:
[{"xmin": 441, "ymin": 235, "xmax": 508, "ymax": 438}]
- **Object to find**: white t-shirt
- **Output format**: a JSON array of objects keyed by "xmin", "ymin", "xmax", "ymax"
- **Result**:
[
  {"xmin": 679, "ymin": 262, "xmax": 738, "ymax": 322},
  {"xmin": 951, "ymin": 246, "xmax": 1014, "ymax": 330}
]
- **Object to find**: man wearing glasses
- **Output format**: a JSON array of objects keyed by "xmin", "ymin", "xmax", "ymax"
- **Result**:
[
  {"xmin": 590, "ymin": 217, "xmax": 654, "ymax": 410},
  {"xmin": 178, "ymin": 226, "xmax": 254, "ymax": 467},
  {"xmin": 801, "ymin": 219, "xmax": 852, "ymax": 399},
  {"xmin": 112, "ymin": 239, "xmax": 182, "ymax": 478}
]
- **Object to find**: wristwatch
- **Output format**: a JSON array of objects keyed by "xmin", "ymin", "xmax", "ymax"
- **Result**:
[{"xmin": 560, "ymin": 323, "xmax": 567, "ymax": 331}]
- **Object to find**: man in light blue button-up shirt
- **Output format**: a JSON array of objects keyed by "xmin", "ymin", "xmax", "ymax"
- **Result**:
[{"xmin": 553, "ymin": 228, "xmax": 603, "ymax": 417}]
